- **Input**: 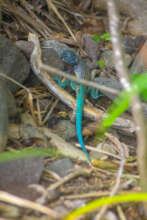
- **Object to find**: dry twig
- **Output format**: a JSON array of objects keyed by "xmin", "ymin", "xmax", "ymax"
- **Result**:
[
  {"xmin": 0, "ymin": 191, "xmax": 59, "ymax": 218},
  {"xmin": 107, "ymin": 0, "xmax": 147, "ymax": 216}
]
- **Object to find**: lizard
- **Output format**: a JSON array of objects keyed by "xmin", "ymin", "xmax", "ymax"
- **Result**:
[{"xmin": 60, "ymin": 50, "xmax": 91, "ymax": 161}]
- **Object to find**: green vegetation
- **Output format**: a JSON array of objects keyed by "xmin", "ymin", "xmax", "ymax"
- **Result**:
[
  {"xmin": 97, "ymin": 59, "xmax": 105, "ymax": 69},
  {"xmin": 64, "ymin": 72, "xmax": 147, "ymax": 219},
  {"xmin": 0, "ymin": 147, "xmax": 60, "ymax": 163},
  {"xmin": 100, "ymin": 72, "xmax": 147, "ymax": 133},
  {"xmin": 93, "ymin": 32, "xmax": 111, "ymax": 68},
  {"xmin": 64, "ymin": 193, "xmax": 147, "ymax": 220},
  {"xmin": 92, "ymin": 32, "xmax": 111, "ymax": 43}
]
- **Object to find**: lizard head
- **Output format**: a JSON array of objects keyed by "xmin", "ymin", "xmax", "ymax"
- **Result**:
[{"xmin": 60, "ymin": 50, "xmax": 79, "ymax": 66}]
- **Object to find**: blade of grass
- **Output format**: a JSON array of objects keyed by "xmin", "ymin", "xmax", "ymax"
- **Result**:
[
  {"xmin": 64, "ymin": 193, "xmax": 147, "ymax": 220},
  {"xmin": 0, "ymin": 147, "xmax": 58, "ymax": 163}
]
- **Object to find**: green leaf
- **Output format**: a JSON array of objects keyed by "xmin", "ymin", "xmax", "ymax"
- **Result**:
[
  {"xmin": 92, "ymin": 33, "xmax": 101, "ymax": 43},
  {"xmin": 97, "ymin": 60, "xmax": 105, "ymax": 69},
  {"xmin": 100, "ymin": 32, "xmax": 111, "ymax": 41},
  {"xmin": 103, "ymin": 90, "xmax": 131, "ymax": 128},
  {"xmin": 130, "ymin": 72, "xmax": 147, "ymax": 101}
]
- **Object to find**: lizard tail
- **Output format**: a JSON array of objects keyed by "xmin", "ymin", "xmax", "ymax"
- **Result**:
[{"xmin": 76, "ymin": 85, "xmax": 91, "ymax": 161}]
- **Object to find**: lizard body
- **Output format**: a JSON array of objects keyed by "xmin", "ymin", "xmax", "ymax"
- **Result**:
[
  {"xmin": 61, "ymin": 50, "xmax": 91, "ymax": 161},
  {"xmin": 74, "ymin": 61, "xmax": 91, "ymax": 161}
]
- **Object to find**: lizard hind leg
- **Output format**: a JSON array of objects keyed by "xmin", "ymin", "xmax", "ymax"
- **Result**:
[
  {"xmin": 89, "ymin": 87, "xmax": 103, "ymax": 99},
  {"xmin": 53, "ymin": 76, "xmax": 70, "ymax": 88}
]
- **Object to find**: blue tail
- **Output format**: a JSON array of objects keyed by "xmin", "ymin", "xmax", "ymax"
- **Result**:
[{"xmin": 76, "ymin": 85, "xmax": 91, "ymax": 161}]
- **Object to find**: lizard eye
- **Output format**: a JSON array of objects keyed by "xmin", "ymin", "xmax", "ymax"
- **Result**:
[{"xmin": 61, "ymin": 50, "xmax": 79, "ymax": 66}]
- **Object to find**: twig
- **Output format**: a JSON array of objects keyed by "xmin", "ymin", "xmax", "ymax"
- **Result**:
[
  {"xmin": 95, "ymin": 139, "xmax": 125, "ymax": 220},
  {"xmin": 78, "ymin": 143, "xmax": 121, "ymax": 160},
  {"xmin": 39, "ymin": 169, "xmax": 91, "ymax": 206},
  {"xmin": 107, "ymin": 0, "xmax": 147, "ymax": 215},
  {"xmin": 40, "ymin": 63, "xmax": 119, "ymax": 96},
  {"xmin": 42, "ymin": 99, "xmax": 59, "ymax": 125},
  {"xmin": 0, "ymin": 73, "xmax": 39, "ymax": 124},
  {"xmin": 46, "ymin": 0, "xmax": 77, "ymax": 42},
  {"xmin": 0, "ymin": 73, "xmax": 28, "ymax": 91},
  {"xmin": 47, "ymin": 169, "xmax": 90, "ymax": 191},
  {"xmin": 64, "ymin": 189, "xmax": 138, "ymax": 200},
  {"xmin": 20, "ymin": 1, "xmax": 51, "ymax": 36},
  {"xmin": 117, "ymin": 205, "xmax": 127, "ymax": 220},
  {"xmin": 0, "ymin": 190, "xmax": 59, "ymax": 218},
  {"xmin": 2, "ymin": 2, "xmax": 46, "ymax": 37}
]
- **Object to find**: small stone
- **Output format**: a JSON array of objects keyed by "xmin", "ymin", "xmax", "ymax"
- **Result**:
[
  {"xmin": 64, "ymin": 199, "xmax": 86, "ymax": 209},
  {"xmin": 104, "ymin": 211, "xmax": 118, "ymax": 220},
  {"xmin": 54, "ymin": 120, "xmax": 76, "ymax": 141},
  {"xmin": 94, "ymin": 77, "xmax": 122, "ymax": 100},
  {"xmin": 83, "ymin": 35, "xmax": 100, "ymax": 62},
  {"xmin": 91, "ymin": 142, "xmax": 118, "ymax": 159},
  {"xmin": 47, "ymin": 158, "xmax": 74, "ymax": 177},
  {"xmin": 101, "ymin": 50, "xmax": 132, "ymax": 69},
  {"xmin": 122, "ymin": 36, "xmax": 145, "ymax": 54}
]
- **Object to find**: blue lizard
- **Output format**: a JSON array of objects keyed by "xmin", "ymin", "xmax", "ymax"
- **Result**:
[
  {"xmin": 74, "ymin": 61, "xmax": 91, "ymax": 161},
  {"xmin": 56, "ymin": 50, "xmax": 102, "ymax": 161},
  {"xmin": 60, "ymin": 50, "xmax": 91, "ymax": 161},
  {"xmin": 41, "ymin": 41, "xmax": 101, "ymax": 160}
]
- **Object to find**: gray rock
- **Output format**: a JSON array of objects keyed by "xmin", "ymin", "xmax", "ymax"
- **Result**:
[
  {"xmin": 94, "ymin": 77, "xmax": 122, "ymax": 100},
  {"xmin": 0, "ymin": 81, "xmax": 8, "ymax": 152},
  {"xmin": 42, "ymin": 48, "xmax": 64, "ymax": 70},
  {"xmin": 6, "ymin": 84, "xmax": 18, "ymax": 118},
  {"xmin": 54, "ymin": 120, "xmax": 76, "ymax": 141},
  {"xmin": 0, "ymin": 157, "xmax": 44, "ymax": 186},
  {"xmin": 122, "ymin": 36, "xmax": 145, "ymax": 54},
  {"xmin": 41, "ymin": 40, "xmax": 70, "ymax": 57},
  {"xmin": 100, "ymin": 50, "xmax": 132, "ymax": 69},
  {"xmin": 0, "ymin": 81, "xmax": 18, "ymax": 151},
  {"xmin": 47, "ymin": 158, "xmax": 74, "ymax": 177},
  {"xmin": 0, "ymin": 35, "xmax": 30, "ymax": 93},
  {"xmin": 27, "ymin": 47, "xmax": 64, "ymax": 86},
  {"xmin": 83, "ymin": 35, "xmax": 100, "ymax": 62},
  {"xmin": 95, "ymin": 77, "xmax": 147, "ymax": 116}
]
